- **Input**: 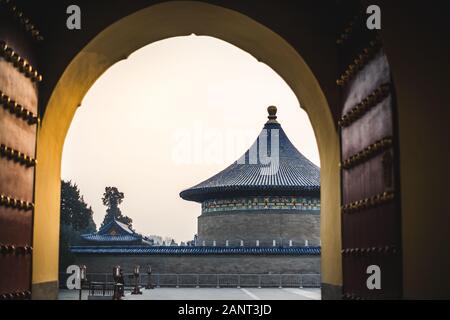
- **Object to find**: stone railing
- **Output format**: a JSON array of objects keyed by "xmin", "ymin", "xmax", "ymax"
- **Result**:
[{"xmin": 60, "ymin": 273, "xmax": 321, "ymax": 289}]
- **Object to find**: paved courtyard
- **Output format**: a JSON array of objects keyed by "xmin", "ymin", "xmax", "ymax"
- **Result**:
[{"xmin": 58, "ymin": 287, "xmax": 321, "ymax": 300}]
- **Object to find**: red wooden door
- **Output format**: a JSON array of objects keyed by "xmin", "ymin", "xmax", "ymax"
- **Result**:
[
  {"xmin": 0, "ymin": 1, "xmax": 42, "ymax": 299},
  {"xmin": 337, "ymin": 3, "xmax": 402, "ymax": 299}
]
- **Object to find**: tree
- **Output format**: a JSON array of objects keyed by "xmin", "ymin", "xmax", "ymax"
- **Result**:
[
  {"xmin": 59, "ymin": 180, "xmax": 96, "ymax": 272},
  {"xmin": 60, "ymin": 180, "xmax": 96, "ymax": 233},
  {"xmin": 101, "ymin": 186, "xmax": 133, "ymax": 228}
]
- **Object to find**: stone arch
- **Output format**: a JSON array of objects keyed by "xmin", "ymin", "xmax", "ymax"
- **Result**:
[{"xmin": 32, "ymin": 1, "xmax": 340, "ymax": 297}]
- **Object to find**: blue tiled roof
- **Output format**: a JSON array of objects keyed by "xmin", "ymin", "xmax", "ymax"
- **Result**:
[
  {"xmin": 70, "ymin": 246, "xmax": 321, "ymax": 255},
  {"xmin": 97, "ymin": 219, "xmax": 134, "ymax": 236},
  {"xmin": 80, "ymin": 234, "xmax": 142, "ymax": 242},
  {"xmin": 180, "ymin": 120, "xmax": 320, "ymax": 202},
  {"xmin": 80, "ymin": 219, "xmax": 151, "ymax": 245}
]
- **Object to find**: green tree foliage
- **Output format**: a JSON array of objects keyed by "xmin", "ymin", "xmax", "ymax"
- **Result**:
[
  {"xmin": 61, "ymin": 180, "xmax": 96, "ymax": 232},
  {"xmin": 101, "ymin": 186, "xmax": 133, "ymax": 228},
  {"xmin": 59, "ymin": 180, "xmax": 96, "ymax": 271}
]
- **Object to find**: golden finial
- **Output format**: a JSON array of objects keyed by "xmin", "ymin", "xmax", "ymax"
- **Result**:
[{"xmin": 267, "ymin": 106, "xmax": 278, "ymax": 123}]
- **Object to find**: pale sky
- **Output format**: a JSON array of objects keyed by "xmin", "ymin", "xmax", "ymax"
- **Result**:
[{"xmin": 61, "ymin": 35, "xmax": 319, "ymax": 243}]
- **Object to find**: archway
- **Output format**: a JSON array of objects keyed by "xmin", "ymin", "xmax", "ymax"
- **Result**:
[{"xmin": 32, "ymin": 1, "xmax": 340, "ymax": 299}]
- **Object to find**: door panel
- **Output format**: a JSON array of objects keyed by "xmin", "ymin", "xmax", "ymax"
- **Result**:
[
  {"xmin": 337, "ymin": 3, "xmax": 401, "ymax": 299},
  {"xmin": 0, "ymin": 2, "xmax": 41, "ymax": 300}
]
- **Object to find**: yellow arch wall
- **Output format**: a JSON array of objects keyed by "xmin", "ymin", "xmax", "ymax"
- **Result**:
[{"xmin": 32, "ymin": 1, "xmax": 340, "ymax": 297}]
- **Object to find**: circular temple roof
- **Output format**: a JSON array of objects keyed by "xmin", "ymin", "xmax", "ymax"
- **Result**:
[{"xmin": 180, "ymin": 107, "xmax": 320, "ymax": 203}]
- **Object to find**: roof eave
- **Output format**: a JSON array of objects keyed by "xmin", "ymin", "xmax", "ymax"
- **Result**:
[{"xmin": 180, "ymin": 185, "xmax": 320, "ymax": 203}]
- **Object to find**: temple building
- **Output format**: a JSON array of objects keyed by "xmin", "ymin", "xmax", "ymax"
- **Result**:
[
  {"xmin": 70, "ymin": 107, "xmax": 321, "ymax": 277},
  {"xmin": 180, "ymin": 106, "xmax": 321, "ymax": 248},
  {"xmin": 79, "ymin": 218, "xmax": 153, "ymax": 247}
]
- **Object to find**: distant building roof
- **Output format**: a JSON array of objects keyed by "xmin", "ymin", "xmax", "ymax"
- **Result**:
[
  {"xmin": 80, "ymin": 219, "xmax": 152, "ymax": 245},
  {"xmin": 70, "ymin": 246, "xmax": 321, "ymax": 256},
  {"xmin": 80, "ymin": 234, "xmax": 143, "ymax": 242},
  {"xmin": 97, "ymin": 218, "xmax": 135, "ymax": 235},
  {"xmin": 180, "ymin": 106, "xmax": 320, "ymax": 202}
]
